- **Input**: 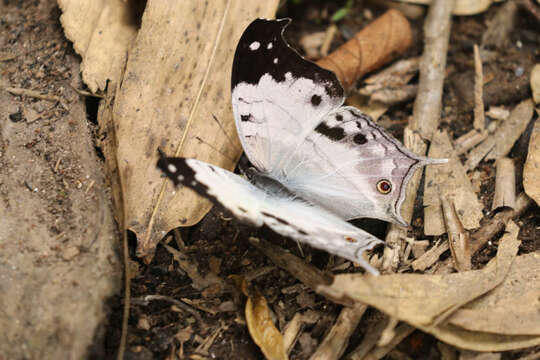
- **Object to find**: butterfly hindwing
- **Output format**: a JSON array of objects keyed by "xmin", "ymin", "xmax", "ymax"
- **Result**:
[{"xmin": 157, "ymin": 156, "xmax": 382, "ymax": 275}]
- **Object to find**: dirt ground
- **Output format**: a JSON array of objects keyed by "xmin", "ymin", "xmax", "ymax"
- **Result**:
[{"xmin": 1, "ymin": 0, "xmax": 539, "ymax": 359}]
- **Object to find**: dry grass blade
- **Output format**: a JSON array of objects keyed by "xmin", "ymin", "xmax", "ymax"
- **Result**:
[
  {"xmin": 441, "ymin": 196, "xmax": 471, "ymax": 272},
  {"xmin": 492, "ymin": 158, "xmax": 516, "ymax": 210},
  {"xmin": 473, "ymin": 44, "xmax": 485, "ymax": 131}
]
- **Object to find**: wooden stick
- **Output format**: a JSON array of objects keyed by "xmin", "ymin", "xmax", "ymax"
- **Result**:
[
  {"xmin": 454, "ymin": 129, "xmax": 488, "ymax": 155},
  {"xmin": 441, "ymin": 196, "xmax": 471, "ymax": 271},
  {"xmin": 5, "ymin": 87, "xmax": 60, "ymax": 102},
  {"xmin": 471, "ymin": 193, "xmax": 532, "ymax": 254},
  {"xmin": 411, "ymin": 239, "xmax": 449, "ymax": 271},
  {"xmin": 473, "ymin": 44, "xmax": 485, "ymax": 131},
  {"xmin": 410, "ymin": 0, "xmax": 455, "ymax": 140},
  {"xmin": 309, "ymin": 305, "xmax": 367, "ymax": 360},
  {"xmin": 492, "ymin": 157, "xmax": 516, "ymax": 210}
]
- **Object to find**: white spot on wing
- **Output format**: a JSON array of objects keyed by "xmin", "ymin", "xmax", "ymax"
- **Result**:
[
  {"xmin": 285, "ymin": 72, "xmax": 292, "ymax": 80},
  {"xmin": 267, "ymin": 42, "xmax": 273, "ymax": 49},
  {"xmin": 273, "ymin": 58, "xmax": 278, "ymax": 64},
  {"xmin": 249, "ymin": 41, "xmax": 260, "ymax": 50},
  {"xmin": 167, "ymin": 164, "xmax": 177, "ymax": 173}
]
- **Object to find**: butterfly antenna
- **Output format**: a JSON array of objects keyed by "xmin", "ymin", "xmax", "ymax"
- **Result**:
[
  {"xmin": 211, "ymin": 114, "xmax": 242, "ymax": 152},
  {"xmin": 194, "ymin": 136, "xmax": 237, "ymax": 163}
]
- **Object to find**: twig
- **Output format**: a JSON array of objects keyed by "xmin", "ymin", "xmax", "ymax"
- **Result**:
[
  {"xmin": 411, "ymin": 239, "xmax": 449, "ymax": 271},
  {"xmin": 363, "ymin": 323, "xmax": 416, "ymax": 360},
  {"xmin": 441, "ymin": 196, "xmax": 471, "ymax": 271},
  {"xmin": 454, "ymin": 129, "xmax": 488, "ymax": 155},
  {"xmin": 320, "ymin": 24, "xmax": 337, "ymax": 57},
  {"xmin": 5, "ymin": 87, "xmax": 60, "ymax": 102},
  {"xmin": 473, "ymin": 44, "xmax": 485, "ymax": 131},
  {"xmin": 131, "ymin": 294, "xmax": 204, "ymax": 324},
  {"xmin": 283, "ymin": 313, "xmax": 304, "ymax": 355},
  {"xmin": 347, "ymin": 317, "xmax": 391, "ymax": 360},
  {"xmin": 492, "ymin": 157, "xmax": 516, "ymax": 210},
  {"xmin": 471, "ymin": 193, "xmax": 532, "ymax": 254},
  {"xmin": 309, "ymin": 305, "xmax": 367, "ymax": 360},
  {"xmin": 248, "ymin": 237, "xmax": 340, "ymax": 302},
  {"xmin": 410, "ymin": 0, "xmax": 455, "ymax": 140}
]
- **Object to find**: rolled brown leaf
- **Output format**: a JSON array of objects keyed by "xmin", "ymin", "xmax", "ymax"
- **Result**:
[{"xmin": 316, "ymin": 9, "xmax": 412, "ymax": 90}]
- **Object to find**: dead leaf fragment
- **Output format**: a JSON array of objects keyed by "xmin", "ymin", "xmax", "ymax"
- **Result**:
[
  {"xmin": 245, "ymin": 293, "xmax": 288, "ymax": 360},
  {"xmin": 424, "ymin": 130, "xmax": 484, "ymax": 235},
  {"xmin": 317, "ymin": 9, "xmax": 412, "ymax": 89},
  {"xmin": 524, "ymin": 118, "xmax": 540, "ymax": 206},
  {"xmin": 58, "ymin": 0, "xmax": 140, "ymax": 92}
]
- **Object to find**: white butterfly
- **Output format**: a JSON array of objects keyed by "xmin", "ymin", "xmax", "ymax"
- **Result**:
[{"xmin": 158, "ymin": 18, "xmax": 444, "ymax": 275}]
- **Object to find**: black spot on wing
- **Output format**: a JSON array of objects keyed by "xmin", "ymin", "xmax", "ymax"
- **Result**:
[
  {"xmin": 311, "ymin": 94, "xmax": 322, "ymax": 106},
  {"xmin": 315, "ymin": 122, "xmax": 346, "ymax": 141},
  {"xmin": 157, "ymin": 155, "xmax": 219, "ymax": 204},
  {"xmin": 240, "ymin": 114, "xmax": 251, "ymax": 122},
  {"xmin": 231, "ymin": 18, "xmax": 344, "ymax": 100},
  {"xmin": 353, "ymin": 133, "xmax": 367, "ymax": 144},
  {"xmin": 336, "ymin": 114, "xmax": 343, "ymax": 121}
]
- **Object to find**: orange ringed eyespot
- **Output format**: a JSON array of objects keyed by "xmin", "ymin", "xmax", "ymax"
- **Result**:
[{"xmin": 377, "ymin": 179, "xmax": 392, "ymax": 194}]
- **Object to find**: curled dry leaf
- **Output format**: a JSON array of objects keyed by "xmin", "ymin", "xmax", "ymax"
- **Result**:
[
  {"xmin": 109, "ymin": 1, "xmax": 279, "ymax": 259},
  {"xmin": 58, "ymin": 0, "xmax": 140, "ymax": 92},
  {"xmin": 245, "ymin": 293, "xmax": 288, "ymax": 360},
  {"xmin": 523, "ymin": 117, "xmax": 540, "ymax": 207},
  {"xmin": 316, "ymin": 9, "xmax": 412, "ymax": 90}
]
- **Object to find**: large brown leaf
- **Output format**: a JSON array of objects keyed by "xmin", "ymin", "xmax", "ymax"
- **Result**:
[{"xmin": 111, "ymin": 1, "xmax": 279, "ymax": 258}]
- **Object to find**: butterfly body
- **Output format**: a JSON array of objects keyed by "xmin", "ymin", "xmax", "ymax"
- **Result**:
[{"xmin": 158, "ymin": 18, "xmax": 445, "ymax": 275}]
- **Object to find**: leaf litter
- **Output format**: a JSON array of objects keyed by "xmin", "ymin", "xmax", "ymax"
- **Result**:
[{"xmin": 41, "ymin": 0, "xmax": 540, "ymax": 358}]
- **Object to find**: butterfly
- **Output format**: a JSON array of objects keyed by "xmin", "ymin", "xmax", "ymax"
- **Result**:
[{"xmin": 157, "ymin": 18, "xmax": 445, "ymax": 275}]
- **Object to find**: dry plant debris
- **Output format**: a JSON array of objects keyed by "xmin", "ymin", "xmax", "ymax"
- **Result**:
[
  {"xmin": 316, "ymin": 9, "xmax": 412, "ymax": 90},
  {"xmin": 524, "ymin": 118, "xmax": 540, "ymax": 206},
  {"xmin": 424, "ymin": 130, "xmax": 484, "ymax": 236},
  {"xmin": 245, "ymin": 292, "xmax": 288, "ymax": 360},
  {"xmin": 393, "ymin": 0, "xmax": 502, "ymax": 15}
]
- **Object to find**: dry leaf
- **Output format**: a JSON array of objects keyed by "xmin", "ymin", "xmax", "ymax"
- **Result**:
[
  {"xmin": 424, "ymin": 130, "xmax": 484, "ymax": 235},
  {"xmin": 316, "ymin": 221, "xmax": 520, "ymax": 327},
  {"xmin": 109, "ymin": 1, "xmax": 279, "ymax": 258},
  {"xmin": 392, "ymin": 0, "xmax": 499, "ymax": 15},
  {"xmin": 523, "ymin": 117, "xmax": 540, "ymax": 207},
  {"xmin": 448, "ymin": 252, "xmax": 540, "ymax": 335},
  {"xmin": 317, "ymin": 9, "xmax": 412, "ymax": 90},
  {"xmin": 58, "ymin": 0, "xmax": 140, "ymax": 92},
  {"xmin": 245, "ymin": 293, "xmax": 288, "ymax": 360}
]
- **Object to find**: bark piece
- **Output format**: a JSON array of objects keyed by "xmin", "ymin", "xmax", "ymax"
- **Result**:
[
  {"xmin": 454, "ymin": 129, "xmax": 488, "ymax": 156},
  {"xmin": 492, "ymin": 158, "xmax": 516, "ymax": 210},
  {"xmin": 424, "ymin": 130, "xmax": 484, "ymax": 236},
  {"xmin": 316, "ymin": 9, "xmax": 412, "ymax": 90},
  {"xmin": 524, "ymin": 118, "xmax": 540, "ymax": 206}
]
